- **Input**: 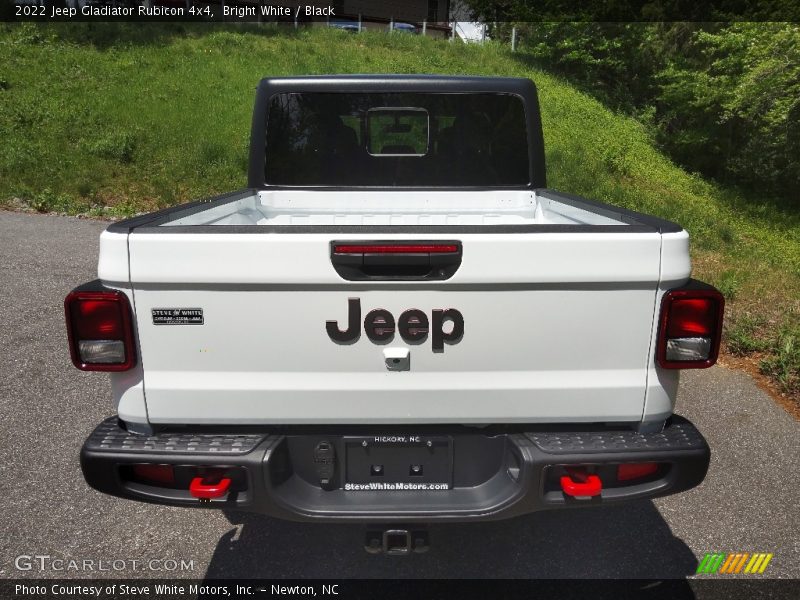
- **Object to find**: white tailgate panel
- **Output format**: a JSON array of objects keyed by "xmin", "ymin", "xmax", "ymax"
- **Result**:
[{"xmin": 129, "ymin": 232, "xmax": 662, "ymax": 424}]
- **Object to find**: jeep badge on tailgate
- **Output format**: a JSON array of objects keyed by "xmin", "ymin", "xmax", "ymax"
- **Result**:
[{"xmin": 326, "ymin": 298, "xmax": 464, "ymax": 351}]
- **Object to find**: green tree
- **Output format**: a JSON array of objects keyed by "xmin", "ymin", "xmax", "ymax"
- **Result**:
[
  {"xmin": 658, "ymin": 23, "xmax": 800, "ymax": 196},
  {"xmin": 461, "ymin": 15, "xmax": 799, "ymax": 202}
]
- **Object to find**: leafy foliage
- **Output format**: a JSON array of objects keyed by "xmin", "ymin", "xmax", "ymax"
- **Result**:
[{"xmin": 475, "ymin": 21, "xmax": 800, "ymax": 203}]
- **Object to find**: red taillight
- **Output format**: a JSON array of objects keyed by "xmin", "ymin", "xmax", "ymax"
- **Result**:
[
  {"xmin": 657, "ymin": 287, "xmax": 724, "ymax": 369},
  {"xmin": 65, "ymin": 289, "xmax": 136, "ymax": 371},
  {"xmin": 131, "ymin": 464, "xmax": 175, "ymax": 486},
  {"xmin": 617, "ymin": 462, "xmax": 659, "ymax": 482},
  {"xmin": 666, "ymin": 298, "xmax": 717, "ymax": 338},
  {"xmin": 73, "ymin": 299, "xmax": 125, "ymax": 339},
  {"xmin": 333, "ymin": 244, "xmax": 459, "ymax": 254}
]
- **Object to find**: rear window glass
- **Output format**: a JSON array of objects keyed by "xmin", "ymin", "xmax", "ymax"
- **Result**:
[{"xmin": 264, "ymin": 92, "xmax": 530, "ymax": 187}]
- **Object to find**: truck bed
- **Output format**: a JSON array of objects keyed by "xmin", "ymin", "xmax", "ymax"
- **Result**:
[{"xmin": 158, "ymin": 190, "xmax": 632, "ymax": 228}]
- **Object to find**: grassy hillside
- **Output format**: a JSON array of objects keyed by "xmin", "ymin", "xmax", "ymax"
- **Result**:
[{"xmin": 1, "ymin": 24, "xmax": 798, "ymax": 402}]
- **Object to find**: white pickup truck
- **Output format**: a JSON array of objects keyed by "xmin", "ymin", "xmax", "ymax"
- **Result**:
[{"xmin": 68, "ymin": 76, "xmax": 722, "ymax": 554}]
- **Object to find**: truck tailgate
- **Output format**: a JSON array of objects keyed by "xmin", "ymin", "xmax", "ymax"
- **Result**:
[{"xmin": 128, "ymin": 232, "xmax": 662, "ymax": 424}]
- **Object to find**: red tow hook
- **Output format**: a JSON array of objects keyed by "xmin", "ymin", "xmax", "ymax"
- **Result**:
[
  {"xmin": 189, "ymin": 475, "xmax": 231, "ymax": 500},
  {"xmin": 560, "ymin": 467, "xmax": 602, "ymax": 498}
]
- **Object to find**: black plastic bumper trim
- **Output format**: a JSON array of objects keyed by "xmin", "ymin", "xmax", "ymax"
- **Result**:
[
  {"xmin": 85, "ymin": 417, "xmax": 268, "ymax": 455},
  {"xmin": 80, "ymin": 416, "xmax": 710, "ymax": 523},
  {"xmin": 527, "ymin": 416, "xmax": 704, "ymax": 454}
]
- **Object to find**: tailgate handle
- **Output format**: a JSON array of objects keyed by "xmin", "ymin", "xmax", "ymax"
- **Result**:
[{"xmin": 331, "ymin": 241, "xmax": 462, "ymax": 281}]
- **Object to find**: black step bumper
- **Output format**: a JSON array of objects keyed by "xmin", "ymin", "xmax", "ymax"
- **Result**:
[{"xmin": 81, "ymin": 416, "xmax": 710, "ymax": 523}]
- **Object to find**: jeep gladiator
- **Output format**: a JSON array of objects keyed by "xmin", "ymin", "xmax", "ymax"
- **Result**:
[{"xmin": 67, "ymin": 76, "xmax": 721, "ymax": 554}]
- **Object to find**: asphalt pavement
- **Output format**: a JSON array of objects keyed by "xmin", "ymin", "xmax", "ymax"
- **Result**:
[{"xmin": 0, "ymin": 210, "xmax": 798, "ymax": 581}]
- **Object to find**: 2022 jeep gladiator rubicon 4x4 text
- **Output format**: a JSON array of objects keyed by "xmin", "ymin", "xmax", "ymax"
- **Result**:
[{"xmin": 67, "ymin": 76, "xmax": 721, "ymax": 552}]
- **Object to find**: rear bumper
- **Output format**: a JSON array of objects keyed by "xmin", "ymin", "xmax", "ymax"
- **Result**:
[{"xmin": 81, "ymin": 416, "xmax": 709, "ymax": 523}]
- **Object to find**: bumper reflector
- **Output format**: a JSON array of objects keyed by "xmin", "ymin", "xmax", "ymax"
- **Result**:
[
  {"xmin": 130, "ymin": 464, "xmax": 175, "ymax": 486},
  {"xmin": 617, "ymin": 462, "xmax": 659, "ymax": 482}
]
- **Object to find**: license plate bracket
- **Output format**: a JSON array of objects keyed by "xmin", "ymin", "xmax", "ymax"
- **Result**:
[{"xmin": 344, "ymin": 435, "xmax": 452, "ymax": 490}]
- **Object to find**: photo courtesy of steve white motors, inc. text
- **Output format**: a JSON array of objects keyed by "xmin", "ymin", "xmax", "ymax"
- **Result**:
[{"xmin": 14, "ymin": 583, "xmax": 339, "ymax": 597}]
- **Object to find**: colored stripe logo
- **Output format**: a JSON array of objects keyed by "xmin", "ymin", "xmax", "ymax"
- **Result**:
[{"xmin": 696, "ymin": 552, "xmax": 773, "ymax": 574}]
